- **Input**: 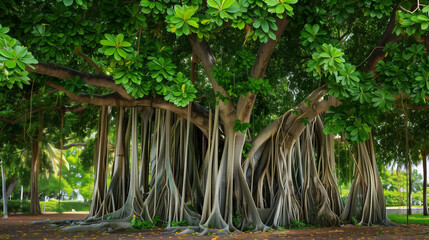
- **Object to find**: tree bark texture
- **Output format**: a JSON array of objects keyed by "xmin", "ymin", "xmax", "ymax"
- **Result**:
[
  {"xmin": 30, "ymin": 110, "xmax": 44, "ymax": 215},
  {"xmin": 423, "ymin": 148, "xmax": 428, "ymax": 216}
]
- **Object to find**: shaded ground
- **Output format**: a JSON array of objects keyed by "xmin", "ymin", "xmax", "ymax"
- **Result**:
[{"xmin": 1, "ymin": 213, "xmax": 429, "ymax": 239}]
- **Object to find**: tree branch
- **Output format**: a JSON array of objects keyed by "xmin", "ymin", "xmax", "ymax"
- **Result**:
[
  {"xmin": 187, "ymin": 34, "xmax": 229, "ymax": 98},
  {"xmin": 77, "ymin": 52, "xmax": 105, "ymax": 75},
  {"xmin": 249, "ymin": 84, "xmax": 336, "ymax": 154},
  {"xmin": 237, "ymin": 13, "xmax": 289, "ymax": 122},
  {"xmin": 26, "ymin": 62, "xmax": 133, "ymax": 100},
  {"xmin": 0, "ymin": 108, "xmax": 43, "ymax": 124},
  {"xmin": 0, "ymin": 105, "xmax": 87, "ymax": 125},
  {"xmin": 188, "ymin": 34, "xmax": 237, "ymax": 127},
  {"xmin": 364, "ymin": 5, "xmax": 404, "ymax": 74},
  {"xmin": 46, "ymin": 81, "xmax": 211, "ymax": 136},
  {"xmin": 23, "ymin": 89, "xmax": 58, "ymax": 99},
  {"xmin": 59, "ymin": 142, "xmax": 86, "ymax": 150},
  {"xmin": 250, "ymin": 13, "xmax": 289, "ymax": 79}
]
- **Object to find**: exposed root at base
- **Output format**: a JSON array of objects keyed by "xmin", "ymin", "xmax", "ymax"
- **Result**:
[{"xmin": 59, "ymin": 221, "xmax": 132, "ymax": 232}]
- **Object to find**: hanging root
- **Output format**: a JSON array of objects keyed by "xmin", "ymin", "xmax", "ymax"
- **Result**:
[
  {"xmin": 249, "ymin": 114, "xmax": 342, "ymax": 228},
  {"xmin": 57, "ymin": 99, "xmax": 392, "ymax": 234},
  {"xmin": 341, "ymin": 136, "xmax": 394, "ymax": 226}
]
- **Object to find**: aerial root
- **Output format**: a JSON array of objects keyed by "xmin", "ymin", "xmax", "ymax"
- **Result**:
[
  {"xmin": 197, "ymin": 226, "xmax": 230, "ymax": 236},
  {"xmin": 250, "ymin": 224, "xmax": 271, "ymax": 232},
  {"xmin": 59, "ymin": 221, "xmax": 132, "ymax": 232},
  {"xmin": 170, "ymin": 226, "xmax": 231, "ymax": 236},
  {"xmin": 163, "ymin": 226, "xmax": 197, "ymax": 233}
]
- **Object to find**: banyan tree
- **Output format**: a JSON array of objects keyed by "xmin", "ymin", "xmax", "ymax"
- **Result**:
[{"xmin": 1, "ymin": 0, "xmax": 428, "ymax": 234}]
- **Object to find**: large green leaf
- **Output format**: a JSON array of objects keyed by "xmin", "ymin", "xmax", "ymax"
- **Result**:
[{"xmin": 63, "ymin": 0, "xmax": 73, "ymax": 6}]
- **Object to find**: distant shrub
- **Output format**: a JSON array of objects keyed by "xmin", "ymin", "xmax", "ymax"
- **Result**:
[
  {"xmin": 0, "ymin": 200, "xmax": 30, "ymax": 214},
  {"xmin": 0, "ymin": 200, "xmax": 89, "ymax": 213}
]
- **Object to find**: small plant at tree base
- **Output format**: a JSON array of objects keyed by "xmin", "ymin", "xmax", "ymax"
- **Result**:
[
  {"xmin": 289, "ymin": 220, "xmax": 317, "ymax": 229},
  {"xmin": 232, "ymin": 211, "xmax": 243, "ymax": 226},
  {"xmin": 351, "ymin": 216, "xmax": 358, "ymax": 225},
  {"xmin": 152, "ymin": 216, "xmax": 162, "ymax": 226},
  {"xmin": 131, "ymin": 215, "xmax": 155, "ymax": 229},
  {"xmin": 171, "ymin": 219, "xmax": 188, "ymax": 227}
]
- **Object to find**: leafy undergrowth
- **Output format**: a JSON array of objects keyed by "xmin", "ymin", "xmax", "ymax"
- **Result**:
[
  {"xmin": 131, "ymin": 215, "xmax": 188, "ymax": 229},
  {"xmin": 388, "ymin": 214, "xmax": 429, "ymax": 225}
]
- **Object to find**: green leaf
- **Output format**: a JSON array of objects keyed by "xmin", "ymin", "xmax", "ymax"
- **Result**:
[
  {"xmin": 312, "ymin": 24, "xmax": 319, "ymax": 34},
  {"xmin": 268, "ymin": 31, "xmax": 276, "ymax": 40},
  {"xmin": 223, "ymin": 0, "xmax": 235, "ymax": 9},
  {"xmin": 104, "ymin": 47, "xmax": 116, "ymax": 56},
  {"xmin": 417, "ymin": 15, "xmax": 429, "ymax": 21},
  {"xmin": 264, "ymin": 0, "xmax": 279, "ymax": 7},
  {"xmin": 187, "ymin": 20, "xmax": 199, "ymax": 28},
  {"xmin": 284, "ymin": 4, "xmax": 293, "ymax": 12},
  {"xmin": 100, "ymin": 40, "xmax": 116, "ymax": 46},
  {"xmin": 253, "ymin": 19, "xmax": 261, "ymax": 28},
  {"xmin": 261, "ymin": 21, "xmax": 269, "ymax": 33},
  {"xmin": 117, "ymin": 48, "xmax": 128, "ymax": 58},
  {"xmin": 104, "ymin": 34, "xmax": 116, "ymax": 43},
  {"xmin": 275, "ymin": 4, "xmax": 284, "ymax": 14},
  {"xmin": 207, "ymin": 0, "xmax": 218, "ymax": 8},
  {"xmin": 63, "ymin": 0, "xmax": 73, "ymax": 6},
  {"xmin": 183, "ymin": 8, "xmax": 195, "ymax": 20},
  {"xmin": 0, "ymin": 49, "xmax": 13, "ymax": 59},
  {"xmin": 5, "ymin": 60, "xmax": 16, "ymax": 68},
  {"xmin": 116, "ymin": 34, "xmax": 124, "ymax": 45},
  {"xmin": 121, "ymin": 41, "xmax": 131, "ymax": 47},
  {"xmin": 182, "ymin": 23, "xmax": 190, "ymax": 35}
]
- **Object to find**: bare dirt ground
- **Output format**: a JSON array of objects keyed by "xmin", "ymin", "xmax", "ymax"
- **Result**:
[{"xmin": 1, "ymin": 213, "xmax": 429, "ymax": 239}]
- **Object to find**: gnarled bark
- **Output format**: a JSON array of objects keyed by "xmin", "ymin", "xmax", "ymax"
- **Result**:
[
  {"xmin": 341, "ymin": 135, "xmax": 393, "ymax": 226},
  {"xmin": 30, "ymin": 110, "xmax": 44, "ymax": 215}
]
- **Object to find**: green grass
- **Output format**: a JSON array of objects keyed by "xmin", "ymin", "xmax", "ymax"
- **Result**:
[{"xmin": 388, "ymin": 214, "xmax": 429, "ymax": 225}]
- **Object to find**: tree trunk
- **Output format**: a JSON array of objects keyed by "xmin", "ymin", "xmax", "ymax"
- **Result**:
[
  {"xmin": 423, "ymin": 148, "xmax": 427, "ymax": 216},
  {"xmin": 5, "ymin": 177, "xmax": 18, "ymax": 200},
  {"xmin": 1, "ymin": 160, "xmax": 7, "ymax": 218},
  {"xmin": 30, "ymin": 110, "xmax": 44, "ymax": 215},
  {"xmin": 408, "ymin": 163, "xmax": 412, "ymax": 216}
]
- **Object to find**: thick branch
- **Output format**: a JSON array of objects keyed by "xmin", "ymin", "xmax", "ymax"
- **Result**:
[
  {"xmin": 249, "ymin": 84, "xmax": 334, "ymax": 153},
  {"xmin": 46, "ymin": 81, "xmax": 211, "ymax": 136},
  {"xmin": 364, "ymin": 5, "xmax": 404, "ymax": 73},
  {"xmin": 250, "ymin": 13, "xmax": 289, "ymax": 79},
  {"xmin": 0, "ymin": 105, "xmax": 86, "ymax": 125},
  {"xmin": 26, "ymin": 63, "xmax": 132, "ymax": 100},
  {"xmin": 187, "ymin": 34, "xmax": 228, "ymax": 97},
  {"xmin": 77, "ymin": 52, "xmax": 105, "ymax": 75},
  {"xmin": 188, "ymin": 34, "xmax": 236, "ymax": 126},
  {"xmin": 237, "ymin": 13, "xmax": 289, "ymax": 122},
  {"xmin": 56, "ymin": 143, "xmax": 86, "ymax": 150}
]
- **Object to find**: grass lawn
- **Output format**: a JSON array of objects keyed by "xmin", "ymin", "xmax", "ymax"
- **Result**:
[{"xmin": 388, "ymin": 214, "xmax": 429, "ymax": 225}]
